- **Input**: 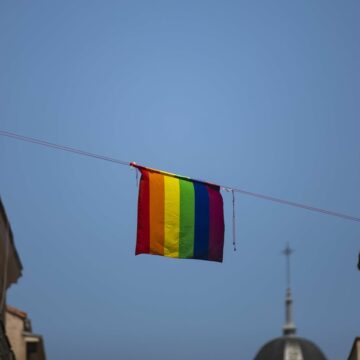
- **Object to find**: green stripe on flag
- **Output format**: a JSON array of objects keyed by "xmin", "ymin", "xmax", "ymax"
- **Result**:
[{"xmin": 179, "ymin": 179, "xmax": 195, "ymax": 258}]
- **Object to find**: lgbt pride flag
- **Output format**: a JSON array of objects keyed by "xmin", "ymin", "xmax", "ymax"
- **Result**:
[{"xmin": 132, "ymin": 164, "xmax": 225, "ymax": 262}]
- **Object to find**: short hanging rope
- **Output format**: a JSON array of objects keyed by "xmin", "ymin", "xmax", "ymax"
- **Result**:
[
  {"xmin": 133, "ymin": 165, "xmax": 139, "ymax": 187},
  {"xmin": 224, "ymin": 188, "xmax": 237, "ymax": 251},
  {"xmin": 232, "ymin": 189, "xmax": 237, "ymax": 252},
  {"xmin": 132, "ymin": 161, "xmax": 140, "ymax": 187}
]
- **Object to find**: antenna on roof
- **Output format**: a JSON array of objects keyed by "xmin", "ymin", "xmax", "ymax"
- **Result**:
[{"xmin": 282, "ymin": 243, "xmax": 296, "ymax": 336}]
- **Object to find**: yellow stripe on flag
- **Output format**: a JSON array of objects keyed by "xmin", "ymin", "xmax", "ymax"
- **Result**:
[{"xmin": 164, "ymin": 175, "xmax": 180, "ymax": 257}]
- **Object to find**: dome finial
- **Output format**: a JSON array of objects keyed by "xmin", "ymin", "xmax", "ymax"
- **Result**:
[{"xmin": 282, "ymin": 243, "xmax": 296, "ymax": 336}]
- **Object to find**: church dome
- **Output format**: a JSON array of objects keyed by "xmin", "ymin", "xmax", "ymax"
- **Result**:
[
  {"xmin": 254, "ymin": 244, "xmax": 327, "ymax": 360},
  {"xmin": 254, "ymin": 336, "xmax": 327, "ymax": 360}
]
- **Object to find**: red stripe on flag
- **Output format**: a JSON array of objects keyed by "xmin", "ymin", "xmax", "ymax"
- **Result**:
[{"xmin": 136, "ymin": 169, "xmax": 150, "ymax": 255}]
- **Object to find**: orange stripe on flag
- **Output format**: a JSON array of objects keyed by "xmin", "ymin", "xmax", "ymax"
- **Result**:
[{"xmin": 149, "ymin": 172, "xmax": 165, "ymax": 255}]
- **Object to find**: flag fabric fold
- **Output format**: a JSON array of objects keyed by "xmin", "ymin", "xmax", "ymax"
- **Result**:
[{"xmin": 132, "ymin": 164, "xmax": 225, "ymax": 262}]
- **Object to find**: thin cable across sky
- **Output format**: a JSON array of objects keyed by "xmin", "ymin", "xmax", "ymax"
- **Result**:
[{"xmin": 1, "ymin": 129, "xmax": 359, "ymax": 223}]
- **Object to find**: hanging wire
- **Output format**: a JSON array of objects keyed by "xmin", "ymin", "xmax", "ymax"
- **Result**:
[
  {"xmin": 1, "ymin": 129, "xmax": 360, "ymax": 223},
  {"xmin": 0, "ymin": 129, "xmax": 130, "ymax": 166},
  {"xmin": 229, "ymin": 187, "xmax": 360, "ymax": 223}
]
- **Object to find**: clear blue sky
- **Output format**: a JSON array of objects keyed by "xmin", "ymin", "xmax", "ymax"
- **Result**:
[{"xmin": 0, "ymin": 1, "xmax": 359, "ymax": 359}]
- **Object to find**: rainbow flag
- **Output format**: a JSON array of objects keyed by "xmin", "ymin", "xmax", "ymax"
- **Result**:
[{"xmin": 132, "ymin": 164, "xmax": 225, "ymax": 262}]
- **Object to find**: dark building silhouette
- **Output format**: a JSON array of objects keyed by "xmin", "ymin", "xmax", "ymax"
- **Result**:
[
  {"xmin": 0, "ymin": 197, "xmax": 46, "ymax": 359},
  {"xmin": 348, "ymin": 337, "xmax": 360, "ymax": 360},
  {"xmin": 0, "ymin": 198, "xmax": 23, "ymax": 359}
]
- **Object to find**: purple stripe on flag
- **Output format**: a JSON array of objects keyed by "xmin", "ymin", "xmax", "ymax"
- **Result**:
[{"xmin": 207, "ymin": 185, "xmax": 225, "ymax": 262}]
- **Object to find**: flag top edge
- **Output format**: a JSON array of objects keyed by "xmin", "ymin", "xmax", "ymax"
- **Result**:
[{"xmin": 130, "ymin": 163, "xmax": 220, "ymax": 189}]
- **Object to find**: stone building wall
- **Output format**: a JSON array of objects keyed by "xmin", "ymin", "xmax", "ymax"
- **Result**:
[{"xmin": 5, "ymin": 311, "xmax": 26, "ymax": 360}]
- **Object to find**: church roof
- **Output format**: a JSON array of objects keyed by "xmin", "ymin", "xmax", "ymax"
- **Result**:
[
  {"xmin": 254, "ymin": 336, "xmax": 327, "ymax": 360},
  {"xmin": 6, "ymin": 305, "xmax": 28, "ymax": 319}
]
